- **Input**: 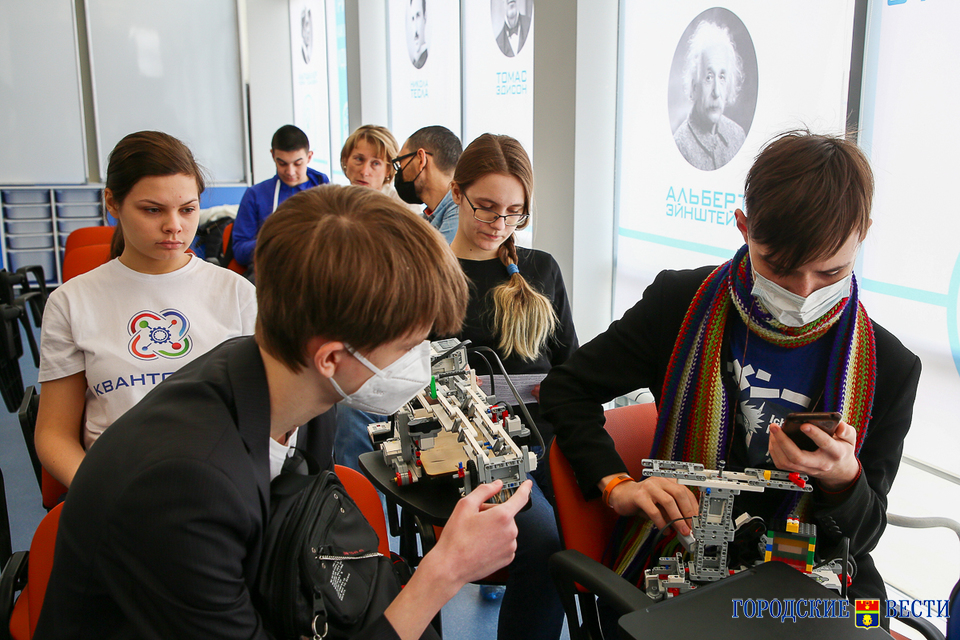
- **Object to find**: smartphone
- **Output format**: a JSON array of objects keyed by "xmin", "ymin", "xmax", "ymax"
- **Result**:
[{"xmin": 781, "ymin": 411, "xmax": 841, "ymax": 451}]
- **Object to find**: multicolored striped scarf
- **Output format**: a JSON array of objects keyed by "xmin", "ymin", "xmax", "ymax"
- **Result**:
[{"xmin": 608, "ymin": 244, "xmax": 877, "ymax": 585}]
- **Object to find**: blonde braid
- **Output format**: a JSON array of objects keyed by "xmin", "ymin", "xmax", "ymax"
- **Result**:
[{"xmin": 490, "ymin": 233, "xmax": 558, "ymax": 360}]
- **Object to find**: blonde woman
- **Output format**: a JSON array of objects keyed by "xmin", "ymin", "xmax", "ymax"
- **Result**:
[{"xmin": 340, "ymin": 124, "xmax": 421, "ymax": 213}]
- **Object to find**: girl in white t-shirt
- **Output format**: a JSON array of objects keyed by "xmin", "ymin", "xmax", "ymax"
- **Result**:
[{"xmin": 36, "ymin": 131, "xmax": 257, "ymax": 489}]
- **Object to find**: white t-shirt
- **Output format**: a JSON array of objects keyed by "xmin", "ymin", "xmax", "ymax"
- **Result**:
[{"xmin": 39, "ymin": 256, "xmax": 258, "ymax": 449}]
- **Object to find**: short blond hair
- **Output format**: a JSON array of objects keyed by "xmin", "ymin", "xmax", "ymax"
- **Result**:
[
  {"xmin": 255, "ymin": 185, "xmax": 468, "ymax": 371},
  {"xmin": 340, "ymin": 125, "xmax": 400, "ymax": 186}
]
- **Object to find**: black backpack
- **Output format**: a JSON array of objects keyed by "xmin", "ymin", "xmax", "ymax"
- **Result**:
[
  {"xmin": 256, "ymin": 452, "xmax": 406, "ymax": 639},
  {"xmin": 196, "ymin": 216, "xmax": 233, "ymax": 264}
]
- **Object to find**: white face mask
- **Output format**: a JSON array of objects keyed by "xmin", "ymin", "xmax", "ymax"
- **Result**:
[
  {"xmin": 751, "ymin": 271, "xmax": 853, "ymax": 327},
  {"xmin": 329, "ymin": 341, "xmax": 431, "ymax": 415}
]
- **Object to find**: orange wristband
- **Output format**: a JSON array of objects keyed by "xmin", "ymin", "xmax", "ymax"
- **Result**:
[{"xmin": 602, "ymin": 474, "xmax": 634, "ymax": 507}]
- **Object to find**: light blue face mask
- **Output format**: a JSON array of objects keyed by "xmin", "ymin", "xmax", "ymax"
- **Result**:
[
  {"xmin": 751, "ymin": 271, "xmax": 853, "ymax": 327},
  {"xmin": 329, "ymin": 341, "xmax": 432, "ymax": 415}
]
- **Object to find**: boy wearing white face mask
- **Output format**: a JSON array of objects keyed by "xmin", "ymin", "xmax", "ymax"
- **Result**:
[
  {"xmin": 37, "ymin": 186, "xmax": 532, "ymax": 640},
  {"xmin": 541, "ymin": 130, "xmax": 921, "ymax": 627}
]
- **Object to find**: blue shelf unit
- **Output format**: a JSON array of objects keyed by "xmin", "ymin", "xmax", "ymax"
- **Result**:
[
  {"xmin": 0, "ymin": 184, "xmax": 249, "ymax": 280},
  {"xmin": 1, "ymin": 186, "xmax": 108, "ymax": 285}
]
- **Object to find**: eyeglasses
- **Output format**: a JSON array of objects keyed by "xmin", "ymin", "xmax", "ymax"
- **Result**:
[
  {"xmin": 462, "ymin": 192, "xmax": 529, "ymax": 226},
  {"xmin": 390, "ymin": 150, "xmax": 433, "ymax": 173}
]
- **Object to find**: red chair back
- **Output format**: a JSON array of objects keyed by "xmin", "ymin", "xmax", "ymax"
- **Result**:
[
  {"xmin": 40, "ymin": 469, "xmax": 66, "ymax": 512},
  {"xmin": 550, "ymin": 403, "xmax": 658, "ymax": 566},
  {"xmin": 63, "ymin": 226, "xmax": 114, "ymax": 255},
  {"xmin": 335, "ymin": 465, "xmax": 391, "ymax": 557},
  {"xmin": 44, "ymin": 245, "xmax": 113, "ymax": 507},
  {"xmin": 61, "ymin": 244, "xmax": 112, "ymax": 283},
  {"xmin": 8, "ymin": 503, "xmax": 64, "ymax": 640},
  {"xmin": 219, "ymin": 223, "xmax": 246, "ymax": 275}
]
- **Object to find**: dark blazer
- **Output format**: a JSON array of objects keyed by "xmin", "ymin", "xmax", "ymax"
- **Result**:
[
  {"xmin": 495, "ymin": 13, "xmax": 532, "ymax": 57},
  {"xmin": 32, "ymin": 337, "xmax": 366, "ymax": 639},
  {"xmin": 541, "ymin": 266, "xmax": 921, "ymax": 600}
]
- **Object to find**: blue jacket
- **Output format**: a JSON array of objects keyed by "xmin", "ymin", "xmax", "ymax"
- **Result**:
[
  {"xmin": 424, "ymin": 190, "xmax": 458, "ymax": 244},
  {"xmin": 232, "ymin": 167, "xmax": 329, "ymax": 265}
]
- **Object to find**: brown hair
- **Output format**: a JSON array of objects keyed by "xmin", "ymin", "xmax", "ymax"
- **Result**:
[
  {"xmin": 254, "ymin": 185, "xmax": 469, "ymax": 371},
  {"xmin": 743, "ymin": 129, "xmax": 873, "ymax": 273},
  {"xmin": 340, "ymin": 125, "xmax": 400, "ymax": 186},
  {"xmin": 104, "ymin": 131, "xmax": 206, "ymax": 258},
  {"xmin": 452, "ymin": 134, "xmax": 557, "ymax": 361}
]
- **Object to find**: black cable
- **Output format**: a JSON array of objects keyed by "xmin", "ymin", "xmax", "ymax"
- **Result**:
[
  {"xmin": 467, "ymin": 346, "xmax": 545, "ymax": 459},
  {"xmin": 648, "ymin": 515, "xmax": 695, "ymax": 553},
  {"xmin": 812, "ymin": 535, "xmax": 854, "ymax": 597},
  {"xmin": 431, "ymin": 339, "xmax": 471, "ymax": 366},
  {"xmin": 840, "ymin": 536, "xmax": 850, "ymax": 599},
  {"xmin": 434, "ymin": 370, "xmax": 469, "ymax": 381}
]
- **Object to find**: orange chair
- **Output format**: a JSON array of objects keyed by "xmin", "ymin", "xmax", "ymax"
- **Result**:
[
  {"xmin": 217, "ymin": 223, "xmax": 247, "ymax": 275},
  {"xmin": 335, "ymin": 464, "xmax": 391, "ymax": 558},
  {"xmin": 39, "ymin": 246, "xmax": 113, "ymax": 509},
  {"xmin": 549, "ymin": 402, "xmax": 658, "ymax": 640},
  {"xmin": 60, "ymin": 244, "xmax": 112, "ymax": 283},
  {"xmin": 16, "ymin": 386, "xmax": 65, "ymax": 511},
  {"xmin": 0, "ymin": 473, "xmax": 381, "ymax": 640},
  {"xmin": 0, "ymin": 503, "xmax": 64, "ymax": 640},
  {"xmin": 63, "ymin": 226, "xmax": 114, "ymax": 256},
  {"xmin": 39, "ymin": 470, "xmax": 64, "ymax": 513}
]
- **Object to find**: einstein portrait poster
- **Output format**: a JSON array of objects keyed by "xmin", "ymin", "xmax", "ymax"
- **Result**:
[
  {"xmin": 614, "ymin": 1, "xmax": 856, "ymax": 318},
  {"xmin": 387, "ymin": 0, "xmax": 461, "ymax": 142}
]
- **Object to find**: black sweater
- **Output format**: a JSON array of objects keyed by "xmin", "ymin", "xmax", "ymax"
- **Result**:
[
  {"xmin": 455, "ymin": 247, "xmax": 579, "ymax": 445},
  {"xmin": 457, "ymin": 247, "xmax": 578, "ymax": 374}
]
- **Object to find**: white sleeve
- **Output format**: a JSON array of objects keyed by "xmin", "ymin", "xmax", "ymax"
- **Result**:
[
  {"xmin": 38, "ymin": 290, "xmax": 86, "ymax": 383},
  {"xmin": 239, "ymin": 280, "xmax": 258, "ymax": 335}
]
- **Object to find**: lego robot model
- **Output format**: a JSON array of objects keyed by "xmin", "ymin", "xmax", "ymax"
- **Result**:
[
  {"xmin": 641, "ymin": 459, "xmax": 812, "ymax": 599},
  {"xmin": 369, "ymin": 339, "xmax": 537, "ymax": 503}
]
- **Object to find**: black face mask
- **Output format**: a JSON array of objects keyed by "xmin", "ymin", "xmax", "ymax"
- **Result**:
[{"xmin": 394, "ymin": 160, "xmax": 425, "ymax": 205}]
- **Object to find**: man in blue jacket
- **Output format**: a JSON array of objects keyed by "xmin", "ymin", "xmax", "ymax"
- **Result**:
[{"xmin": 232, "ymin": 125, "xmax": 329, "ymax": 273}]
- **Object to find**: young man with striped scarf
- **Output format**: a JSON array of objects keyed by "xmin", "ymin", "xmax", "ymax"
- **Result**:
[{"xmin": 541, "ymin": 130, "xmax": 920, "ymax": 628}]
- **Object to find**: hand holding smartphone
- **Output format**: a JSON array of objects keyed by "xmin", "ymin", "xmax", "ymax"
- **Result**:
[{"xmin": 780, "ymin": 411, "xmax": 841, "ymax": 451}]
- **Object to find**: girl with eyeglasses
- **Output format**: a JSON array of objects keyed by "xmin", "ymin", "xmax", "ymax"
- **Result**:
[
  {"xmin": 450, "ymin": 133, "xmax": 577, "ymax": 380},
  {"xmin": 447, "ymin": 133, "xmax": 577, "ymax": 640}
]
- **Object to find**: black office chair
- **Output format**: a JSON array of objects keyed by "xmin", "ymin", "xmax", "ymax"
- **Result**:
[
  {"xmin": 16, "ymin": 388, "xmax": 41, "ymax": 492},
  {"xmin": 0, "ymin": 468, "xmax": 12, "ymax": 570},
  {"xmin": 885, "ymin": 513, "xmax": 960, "ymax": 640},
  {"xmin": 0, "ymin": 267, "xmax": 49, "ymax": 414},
  {"xmin": 0, "ymin": 267, "xmax": 49, "ymax": 365}
]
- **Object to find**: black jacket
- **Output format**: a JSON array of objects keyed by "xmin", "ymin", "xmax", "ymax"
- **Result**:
[
  {"xmin": 35, "ymin": 337, "xmax": 398, "ymax": 639},
  {"xmin": 541, "ymin": 267, "xmax": 921, "ymax": 599}
]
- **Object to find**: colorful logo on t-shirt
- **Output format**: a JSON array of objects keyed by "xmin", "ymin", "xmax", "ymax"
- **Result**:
[{"xmin": 127, "ymin": 309, "xmax": 192, "ymax": 360}]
